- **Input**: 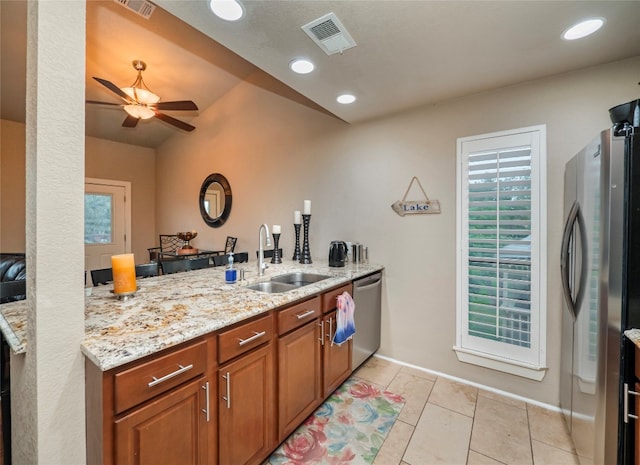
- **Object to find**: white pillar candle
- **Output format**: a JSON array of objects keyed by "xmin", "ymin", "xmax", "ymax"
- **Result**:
[
  {"xmin": 272, "ymin": 224, "xmax": 281, "ymax": 234},
  {"xmin": 303, "ymin": 200, "xmax": 311, "ymax": 215},
  {"xmin": 294, "ymin": 211, "xmax": 301, "ymax": 224}
]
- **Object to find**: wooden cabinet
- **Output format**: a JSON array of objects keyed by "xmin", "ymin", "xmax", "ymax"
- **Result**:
[
  {"xmin": 218, "ymin": 314, "xmax": 276, "ymax": 465},
  {"xmin": 321, "ymin": 284, "xmax": 353, "ymax": 398},
  {"xmin": 277, "ymin": 297, "xmax": 322, "ymax": 441},
  {"xmin": 86, "ymin": 337, "xmax": 216, "ymax": 465},
  {"xmin": 114, "ymin": 375, "xmax": 211, "ymax": 465}
]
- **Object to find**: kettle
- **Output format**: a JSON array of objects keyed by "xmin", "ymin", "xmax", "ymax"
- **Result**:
[{"xmin": 328, "ymin": 241, "xmax": 348, "ymax": 267}]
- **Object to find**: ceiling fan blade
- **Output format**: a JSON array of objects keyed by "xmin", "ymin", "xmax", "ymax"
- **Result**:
[
  {"xmin": 154, "ymin": 112, "xmax": 196, "ymax": 132},
  {"xmin": 122, "ymin": 115, "xmax": 139, "ymax": 128},
  {"xmin": 86, "ymin": 100, "xmax": 122, "ymax": 107},
  {"xmin": 153, "ymin": 100, "xmax": 198, "ymax": 111},
  {"xmin": 93, "ymin": 77, "xmax": 134, "ymax": 103}
]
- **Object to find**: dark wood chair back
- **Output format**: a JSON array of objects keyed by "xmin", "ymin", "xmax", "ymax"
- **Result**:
[
  {"xmin": 187, "ymin": 257, "xmax": 211, "ymax": 271},
  {"xmin": 136, "ymin": 263, "xmax": 159, "ymax": 278},
  {"xmin": 213, "ymin": 252, "xmax": 248, "ymax": 267},
  {"xmin": 91, "ymin": 267, "xmax": 113, "ymax": 286},
  {"xmin": 159, "ymin": 259, "xmax": 189, "ymax": 274},
  {"xmin": 255, "ymin": 248, "xmax": 282, "ymax": 260},
  {"xmin": 225, "ymin": 236, "xmax": 237, "ymax": 254},
  {"xmin": 148, "ymin": 234, "xmax": 184, "ymax": 261}
]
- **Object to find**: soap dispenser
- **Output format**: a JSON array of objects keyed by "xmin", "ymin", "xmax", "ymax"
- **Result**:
[{"xmin": 225, "ymin": 252, "xmax": 237, "ymax": 283}]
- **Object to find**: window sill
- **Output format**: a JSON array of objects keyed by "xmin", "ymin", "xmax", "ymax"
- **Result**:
[{"xmin": 453, "ymin": 346, "xmax": 547, "ymax": 381}]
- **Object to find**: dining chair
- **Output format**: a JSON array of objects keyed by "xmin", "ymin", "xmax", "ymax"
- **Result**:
[
  {"xmin": 91, "ymin": 267, "xmax": 114, "ymax": 286},
  {"xmin": 135, "ymin": 262, "xmax": 160, "ymax": 278},
  {"xmin": 187, "ymin": 257, "xmax": 211, "ymax": 271},
  {"xmin": 159, "ymin": 259, "xmax": 190, "ymax": 274},
  {"xmin": 255, "ymin": 248, "xmax": 282, "ymax": 260},
  {"xmin": 212, "ymin": 236, "xmax": 238, "ymax": 256},
  {"xmin": 0, "ymin": 280, "xmax": 26, "ymax": 304},
  {"xmin": 148, "ymin": 234, "xmax": 184, "ymax": 261},
  {"xmin": 212, "ymin": 252, "xmax": 248, "ymax": 267}
]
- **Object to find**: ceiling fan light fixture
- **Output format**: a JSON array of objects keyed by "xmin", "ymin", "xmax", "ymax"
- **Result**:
[
  {"xmin": 121, "ymin": 86, "xmax": 160, "ymax": 105},
  {"xmin": 562, "ymin": 18, "xmax": 605, "ymax": 40},
  {"xmin": 209, "ymin": 0, "xmax": 244, "ymax": 21},
  {"xmin": 124, "ymin": 104, "xmax": 155, "ymax": 120}
]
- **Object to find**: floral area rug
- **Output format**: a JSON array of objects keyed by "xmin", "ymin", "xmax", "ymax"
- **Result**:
[{"xmin": 267, "ymin": 378, "xmax": 405, "ymax": 465}]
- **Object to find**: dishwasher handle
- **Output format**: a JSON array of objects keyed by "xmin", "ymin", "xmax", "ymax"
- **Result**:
[{"xmin": 354, "ymin": 272, "xmax": 382, "ymax": 290}]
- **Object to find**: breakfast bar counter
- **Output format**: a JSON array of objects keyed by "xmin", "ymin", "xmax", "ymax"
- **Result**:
[{"xmin": 0, "ymin": 260, "xmax": 382, "ymax": 371}]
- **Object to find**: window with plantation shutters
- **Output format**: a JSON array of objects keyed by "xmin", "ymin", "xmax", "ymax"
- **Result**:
[{"xmin": 456, "ymin": 126, "xmax": 547, "ymax": 380}]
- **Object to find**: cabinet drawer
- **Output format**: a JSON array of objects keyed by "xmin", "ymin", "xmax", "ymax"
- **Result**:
[
  {"xmin": 218, "ymin": 314, "xmax": 274, "ymax": 364},
  {"xmin": 114, "ymin": 340, "xmax": 207, "ymax": 414},
  {"xmin": 321, "ymin": 283, "xmax": 353, "ymax": 313},
  {"xmin": 278, "ymin": 296, "xmax": 321, "ymax": 335}
]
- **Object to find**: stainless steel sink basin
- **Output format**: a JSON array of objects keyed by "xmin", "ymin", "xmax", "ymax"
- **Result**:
[
  {"xmin": 245, "ymin": 272, "xmax": 331, "ymax": 293},
  {"xmin": 270, "ymin": 272, "xmax": 331, "ymax": 287},
  {"xmin": 245, "ymin": 281, "xmax": 298, "ymax": 293}
]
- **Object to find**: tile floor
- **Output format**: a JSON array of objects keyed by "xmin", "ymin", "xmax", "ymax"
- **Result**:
[{"xmin": 349, "ymin": 356, "xmax": 580, "ymax": 465}]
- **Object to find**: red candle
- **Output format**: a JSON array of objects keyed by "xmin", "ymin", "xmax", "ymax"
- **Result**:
[{"xmin": 112, "ymin": 253, "xmax": 136, "ymax": 294}]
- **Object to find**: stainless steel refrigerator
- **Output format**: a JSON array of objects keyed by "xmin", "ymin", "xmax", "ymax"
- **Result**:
[{"xmin": 560, "ymin": 100, "xmax": 640, "ymax": 465}]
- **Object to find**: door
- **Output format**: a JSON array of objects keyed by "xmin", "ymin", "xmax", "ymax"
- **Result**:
[{"xmin": 85, "ymin": 179, "xmax": 130, "ymax": 279}]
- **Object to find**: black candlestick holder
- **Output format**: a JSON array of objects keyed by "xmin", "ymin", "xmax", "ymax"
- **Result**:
[
  {"xmin": 271, "ymin": 233, "xmax": 282, "ymax": 264},
  {"xmin": 292, "ymin": 223, "xmax": 301, "ymax": 261},
  {"xmin": 300, "ymin": 214, "xmax": 312, "ymax": 264}
]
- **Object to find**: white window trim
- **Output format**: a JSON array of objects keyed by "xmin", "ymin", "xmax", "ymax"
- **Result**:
[{"xmin": 454, "ymin": 125, "xmax": 548, "ymax": 381}]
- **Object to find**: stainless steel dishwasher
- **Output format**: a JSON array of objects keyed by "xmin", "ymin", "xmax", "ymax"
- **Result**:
[{"xmin": 352, "ymin": 271, "xmax": 382, "ymax": 369}]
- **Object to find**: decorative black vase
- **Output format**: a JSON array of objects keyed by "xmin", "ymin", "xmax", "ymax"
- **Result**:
[
  {"xmin": 292, "ymin": 223, "xmax": 301, "ymax": 261},
  {"xmin": 300, "ymin": 214, "xmax": 312, "ymax": 264},
  {"xmin": 271, "ymin": 233, "xmax": 282, "ymax": 264}
]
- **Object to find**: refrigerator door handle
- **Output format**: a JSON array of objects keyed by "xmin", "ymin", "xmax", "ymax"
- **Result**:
[{"xmin": 561, "ymin": 201, "xmax": 587, "ymax": 319}]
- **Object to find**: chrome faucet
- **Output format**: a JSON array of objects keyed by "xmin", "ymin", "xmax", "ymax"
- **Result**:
[{"xmin": 258, "ymin": 223, "xmax": 272, "ymax": 276}]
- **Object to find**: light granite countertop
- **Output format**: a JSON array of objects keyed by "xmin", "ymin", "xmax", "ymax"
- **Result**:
[
  {"xmin": 0, "ymin": 260, "xmax": 382, "ymax": 371},
  {"xmin": 625, "ymin": 328, "xmax": 640, "ymax": 348}
]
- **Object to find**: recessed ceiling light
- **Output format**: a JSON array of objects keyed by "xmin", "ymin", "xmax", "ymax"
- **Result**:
[
  {"xmin": 337, "ymin": 94, "xmax": 356, "ymax": 105},
  {"xmin": 562, "ymin": 18, "xmax": 605, "ymax": 40},
  {"xmin": 289, "ymin": 59, "xmax": 315, "ymax": 75},
  {"xmin": 209, "ymin": 0, "xmax": 244, "ymax": 21}
]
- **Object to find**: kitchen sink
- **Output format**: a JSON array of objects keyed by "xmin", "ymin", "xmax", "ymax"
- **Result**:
[
  {"xmin": 245, "ymin": 272, "xmax": 331, "ymax": 293},
  {"xmin": 245, "ymin": 281, "xmax": 298, "ymax": 293},
  {"xmin": 269, "ymin": 273, "xmax": 331, "ymax": 287}
]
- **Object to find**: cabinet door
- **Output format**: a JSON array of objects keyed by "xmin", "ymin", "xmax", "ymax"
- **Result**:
[
  {"xmin": 322, "ymin": 310, "xmax": 352, "ymax": 398},
  {"xmin": 278, "ymin": 320, "xmax": 322, "ymax": 441},
  {"xmin": 219, "ymin": 342, "xmax": 275, "ymax": 465},
  {"xmin": 115, "ymin": 376, "xmax": 211, "ymax": 465}
]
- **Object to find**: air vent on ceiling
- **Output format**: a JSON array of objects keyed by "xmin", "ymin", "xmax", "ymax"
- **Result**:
[
  {"xmin": 301, "ymin": 12, "xmax": 357, "ymax": 56},
  {"xmin": 113, "ymin": 0, "xmax": 156, "ymax": 19}
]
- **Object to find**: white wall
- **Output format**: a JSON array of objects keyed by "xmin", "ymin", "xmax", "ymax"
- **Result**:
[{"xmin": 157, "ymin": 56, "xmax": 640, "ymax": 405}]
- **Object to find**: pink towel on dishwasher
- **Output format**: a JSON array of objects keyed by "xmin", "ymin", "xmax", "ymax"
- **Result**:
[{"xmin": 333, "ymin": 291, "xmax": 355, "ymax": 346}]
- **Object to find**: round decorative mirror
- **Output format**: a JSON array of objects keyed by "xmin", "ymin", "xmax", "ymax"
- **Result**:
[{"xmin": 199, "ymin": 173, "xmax": 232, "ymax": 228}]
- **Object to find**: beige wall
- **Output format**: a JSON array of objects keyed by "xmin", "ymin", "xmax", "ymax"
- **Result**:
[
  {"xmin": 0, "ymin": 125, "xmax": 156, "ymax": 264},
  {"xmin": 156, "ymin": 56, "xmax": 640, "ymax": 405},
  {"xmin": 85, "ymin": 135, "xmax": 156, "ymax": 263}
]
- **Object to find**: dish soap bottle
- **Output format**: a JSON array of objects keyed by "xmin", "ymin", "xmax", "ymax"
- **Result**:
[{"xmin": 225, "ymin": 252, "xmax": 237, "ymax": 283}]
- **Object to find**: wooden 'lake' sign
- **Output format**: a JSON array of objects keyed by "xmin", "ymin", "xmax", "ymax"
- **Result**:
[{"xmin": 392, "ymin": 176, "xmax": 441, "ymax": 216}]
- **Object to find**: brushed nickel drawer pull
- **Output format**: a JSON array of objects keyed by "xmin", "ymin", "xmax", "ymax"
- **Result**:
[
  {"xmin": 148, "ymin": 364, "xmax": 194, "ymax": 388},
  {"xmin": 222, "ymin": 372, "xmax": 231, "ymax": 409},
  {"xmin": 201, "ymin": 381, "xmax": 210, "ymax": 422},
  {"xmin": 296, "ymin": 309, "xmax": 315, "ymax": 320},
  {"xmin": 238, "ymin": 330, "xmax": 266, "ymax": 346},
  {"xmin": 318, "ymin": 321, "xmax": 325, "ymax": 346}
]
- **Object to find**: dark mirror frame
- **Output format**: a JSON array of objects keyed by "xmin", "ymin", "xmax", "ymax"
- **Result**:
[{"xmin": 199, "ymin": 173, "xmax": 232, "ymax": 228}]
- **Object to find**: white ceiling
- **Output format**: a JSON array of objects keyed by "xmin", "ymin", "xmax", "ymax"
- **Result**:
[{"xmin": 2, "ymin": 1, "xmax": 640, "ymax": 148}]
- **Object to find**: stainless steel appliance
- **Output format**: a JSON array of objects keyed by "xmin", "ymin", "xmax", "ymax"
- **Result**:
[
  {"xmin": 352, "ymin": 272, "xmax": 382, "ymax": 369},
  {"xmin": 560, "ymin": 109, "xmax": 640, "ymax": 465}
]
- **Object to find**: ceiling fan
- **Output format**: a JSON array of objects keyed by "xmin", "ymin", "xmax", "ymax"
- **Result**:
[{"xmin": 87, "ymin": 60, "xmax": 199, "ymax": 132}]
